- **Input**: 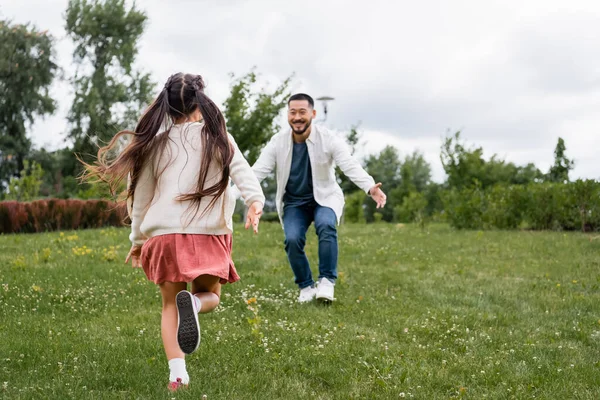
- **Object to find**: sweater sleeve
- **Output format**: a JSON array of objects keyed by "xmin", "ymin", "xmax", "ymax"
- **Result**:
[
  {"xmin": 128, "ymin": 160, "xmax": 156, "ymax": 246},
  {"xmin": 228, "ymin": 134, "xmax": 266, "ymax": 207}
]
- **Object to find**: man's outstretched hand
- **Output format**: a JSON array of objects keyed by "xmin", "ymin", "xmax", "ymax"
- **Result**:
[
  {"xmin": 369, "ymin": 183, "xmax": 387, "ymax": 208},
  {"xmin": 245, "ymin": 201, "xmax": 263, "ymax": 233}
]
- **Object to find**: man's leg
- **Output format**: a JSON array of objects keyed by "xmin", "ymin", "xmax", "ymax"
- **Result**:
[
  {"xmin": 283, "ymin": 205, "xmax": 314, "ymax": 289},
  {"xmin": 314, "ymin": 205, "xmax": 338, "ymax": 283}
]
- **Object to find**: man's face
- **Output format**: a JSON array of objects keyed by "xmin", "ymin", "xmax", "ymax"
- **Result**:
[{"xmin": 288, "ymin": 100, "xmax": 316, "ymax": 135}]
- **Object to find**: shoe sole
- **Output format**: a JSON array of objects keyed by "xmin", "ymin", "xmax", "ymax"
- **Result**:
[
  {"xmin": 176, "ymin": 291, "xmax": 200, "ymax": 354},
  {"xmin": 316, "ymin": 293, "xmax": 334, "ymax": 303},
  {"xmin": 316, "ymin": 296, "xmax": 334, "ymax": 303}
]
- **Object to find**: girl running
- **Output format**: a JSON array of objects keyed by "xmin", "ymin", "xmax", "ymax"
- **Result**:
[{"xmin": 82, "ymin": 72, "xmax": 264, "ymax": 391}]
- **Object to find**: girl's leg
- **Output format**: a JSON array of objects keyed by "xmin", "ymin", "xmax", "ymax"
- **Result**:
[
  {"xmin": 159, "ymin": 281, "xmax": 189, "ymax": 386},
  {"xmin": 159, "ymin": 281, "xmax": 188, "ymax": 360},
  {"xmin": 190, "ymin": 274, "xmax": 221, "ymax": 313},
  {"xmin": 175, "ymin": 275, "xmax": 221, "ymax": 355}
]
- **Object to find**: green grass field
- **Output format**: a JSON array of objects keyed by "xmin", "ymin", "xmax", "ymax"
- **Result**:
[{"xmin": 1, "ymin": 223, "xmax": 599, "ymax": 399}]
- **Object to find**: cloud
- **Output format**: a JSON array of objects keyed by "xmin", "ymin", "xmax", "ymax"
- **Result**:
[{"xmin": 1, "ymin": 0, "xmax": 598, "ymax": 181}]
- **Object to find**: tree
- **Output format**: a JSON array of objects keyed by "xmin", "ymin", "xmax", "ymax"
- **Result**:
[
  {"xmin": 441, "ymin": 131, "xmax": 542, "ymax": 189},
  {"xmin": 513, "ymin": 162, "xmax": 542, "ymax": 185},
  {"xmin": 65, "ymin": 0, "xmax": 154, "ymax": 169},
  {"xmin": 547, "ymin": 137, "xmax": 574, "ymax": 183},
  {"xmin": 222, "ymin": 69, "xmax": 292, "ymax": 165},
  {"xmin": 6, "ymin": 160, "xmax": 44, "ymax": 201},
  {"xmin": 344, "ymin": 123, "xmax": 362, "ymax": 156},
  {"xmin": 364, "ymin": 145, "xmax": 402, "ymax": 222},
  {"xmin": 223, "ymin": 70, "xmax": 292, "ymax": 214},
  {"xmin": 389, "ymin": 150, "xmax": 432, "ymax": 217},
  {"xmin": 28, "ymin": 148, "xmax": 62, "ymax": 196},
  {"xmin": 0, "ymin": 20, "xmax": 57, "ymax": 193},
  {"xmin": 401, "ymin": 151, "xmax": 431, "ymax": 193},
  {"xmin": 441, "ymin": 131, "xmax": 486, "ymax": 189}
]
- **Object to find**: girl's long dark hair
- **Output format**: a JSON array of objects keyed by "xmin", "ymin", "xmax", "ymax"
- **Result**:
[{"xmin": 80, "ymin": 73, "xmax": 234, "ymax": 218}]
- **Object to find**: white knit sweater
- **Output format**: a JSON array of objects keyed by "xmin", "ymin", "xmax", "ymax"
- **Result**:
[{"xmin": 128, "ymin": 122, "xmax": 265, "ymax": 246}]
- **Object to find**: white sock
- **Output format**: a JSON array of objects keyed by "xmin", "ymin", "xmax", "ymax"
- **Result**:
[
  {"xmin": 193, "ymin": 295, "xmax": 202, "ymax": 313},
  {"xmin": 168, "ymin": 358, "xmax": 189, "ymax": 384}
]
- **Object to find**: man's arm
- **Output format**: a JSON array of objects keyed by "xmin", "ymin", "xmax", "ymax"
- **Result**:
[
  {"xmin": 251, "ymin": 135, "xmax": 278, "ymax": 183},
  {"xmin": 330, "ymin": 135, "xmax": 387, "ymax": 208},
  {"xmin": 330, "ymin": 135, "xmax": 375, "ymax": 194}
]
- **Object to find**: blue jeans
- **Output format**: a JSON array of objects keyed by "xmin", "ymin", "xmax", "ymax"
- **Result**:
[{"xmin": 283, "ymin": 201, "xmax": 338, "ymax": 289}]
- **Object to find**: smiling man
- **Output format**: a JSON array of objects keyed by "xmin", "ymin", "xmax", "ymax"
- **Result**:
[{"xmin": 236, "ymin": 93, "xmax": 386, "ymax": 303}]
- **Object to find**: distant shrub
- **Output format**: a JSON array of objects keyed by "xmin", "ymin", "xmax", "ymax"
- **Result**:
[
  {"xmin": 442, "ymin": 180, "xmax": 600, "ymax": 232},
  {"xmin": 0, "ymin": 199, "xmax": 127, "ymax": 234}
]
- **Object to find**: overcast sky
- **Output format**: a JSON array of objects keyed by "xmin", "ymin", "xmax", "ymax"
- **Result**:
[{"xmin": 2, "ymin": 0, "xmax": 599, "ymax": 182}]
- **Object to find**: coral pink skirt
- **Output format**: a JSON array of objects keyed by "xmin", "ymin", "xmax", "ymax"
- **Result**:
[{"xmin": 140, "ymin": 234, "xmax": 240, "ymax": 284}]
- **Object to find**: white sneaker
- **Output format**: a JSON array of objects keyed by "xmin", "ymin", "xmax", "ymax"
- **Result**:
[
  {"xmin": 297, "ymin": 286, "xmax": 317, "ymax": 303},
  {"xmin": 316, "ymin": 278, "xmax": 335, "ymax": 302}
]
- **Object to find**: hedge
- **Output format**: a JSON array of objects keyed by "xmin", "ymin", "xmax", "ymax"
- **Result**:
[
  {"xmin": 441, "ymin": 180, "xmax": 600, "ymax": 231},
  {"xmin": 0, "ymin": 199, "xmax": 128, "ymax": 234}
]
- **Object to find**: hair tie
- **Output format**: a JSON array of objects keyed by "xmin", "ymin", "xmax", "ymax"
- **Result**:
[
  {"xmin": 164, "ymin": 74, "xmax": 176, "ymax": 91},
  {"xmin": 193, "ymin": 75, "xmax": 204, "ymax": 91}
]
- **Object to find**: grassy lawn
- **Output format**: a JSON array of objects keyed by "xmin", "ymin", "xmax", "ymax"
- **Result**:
[{"xmin": 1, "ymin": 223, "xmax": 599, "ymax": 399}]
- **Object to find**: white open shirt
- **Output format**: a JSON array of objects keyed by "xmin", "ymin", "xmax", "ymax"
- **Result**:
[{"xmin": 233, "ymin": 125, "xmax": 375, "ymax": 226}]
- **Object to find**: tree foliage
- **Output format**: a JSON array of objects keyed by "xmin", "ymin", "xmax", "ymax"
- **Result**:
[
  {"xmin": 0, "ymin": 20, "xmax": 57, "ymax": 192},
  {"xmin": 222, "ymin": 70, "xmax": 292, "ymax": 165},
  {"xmin": 6, "ymin": 160, "xmax": 44, "ymax": 201},
  {"xmin": 65, "ymin": 0, "xmax": 154, "ymax": 169},
  {"xmin": 441, "ymin": 131, "xmax": 542, "ymax": 189},
  {"xmin": 547, "ymin": 137, "xmax": 574, "ymax": 183},
  {"xmin": 363, "ymin": 146, "xmax": 402, "ymax": 221}
]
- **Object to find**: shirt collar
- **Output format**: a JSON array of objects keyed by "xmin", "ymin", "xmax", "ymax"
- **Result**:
[
  {"xmin": 306, "ymin": 125, "xmax": 318, "ymax": 144},
  {"xmin": 288, "ymin": 125, "xmax": 318, "ymax": 145}
]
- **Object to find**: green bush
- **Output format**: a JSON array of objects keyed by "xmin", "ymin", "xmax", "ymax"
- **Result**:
[
  {"xmin": 442, "ymin": 180, "xmax": 600, "ymax": 232},
  {"xmin": 373, "ymin": 212, "xmax": 384, "ymax": 223},
  {"xmin": 261, "ymin": 211, "xmax": 280, "ymax": 223},
  {"xmin": 394, "ymin": 191, "xmax": 428, "ymax": 224},
  {"xmin": 526, "ymin": 183, "xmax": 568, "ymax": 230},
  {"xmin": 485, "ymin": 184, "xmax": 529, "ymax": 230},
  {"xmin": 344, "ymin": 191, "xmax": 366, "ymax": 223},
  {"xmin": 440, "ymin": 184, "xmax": 486, "ymax": 230},
  {"xmin": 569, "ymin": 179, "xmax": 600, "ymax": 232},
  {"xmin": 6, "ymin": 161, "xmax": 44, "ymax": 201},
  {"xmin": 77, "ymin": 179, "xmax": 124, "ymax": 200}
]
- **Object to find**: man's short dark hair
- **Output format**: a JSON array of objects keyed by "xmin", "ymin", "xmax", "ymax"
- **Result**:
[{"xmin": 288, "ymin": 93, "xmax": 314, "ymax": 108}]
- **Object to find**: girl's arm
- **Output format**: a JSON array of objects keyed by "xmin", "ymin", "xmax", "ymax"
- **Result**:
[
  {"xmin": 127, "ymin": 160, "xmax": 157, "ymax": 247},
  {"xmin": 228, "ymin": 134, "xmax": 266, "ymax": 208}
]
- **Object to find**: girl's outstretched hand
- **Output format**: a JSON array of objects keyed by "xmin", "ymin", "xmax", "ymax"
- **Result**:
[
  {"xmin": 125, "ymin": 245, "xmax": 142, "ymax": 268},
  {"xmin": 245, "ymin": 201, "xmax": 263, "ymax": 234}
]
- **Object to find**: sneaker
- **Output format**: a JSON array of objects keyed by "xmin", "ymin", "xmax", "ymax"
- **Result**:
[
  {"xmin": 176, "ymin": 291, "xmax": 201, "ymax": 354},
  {"xmin": 297, "ymin": 286, "xmax": 317, "ymax": 303},
  {"xmin": 168, "ymin": 378, "xmax": 188, "ymax": 392},
  {"xmin": 316, "ymin": 278, "xmax": 335, "ymax": 302}
]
